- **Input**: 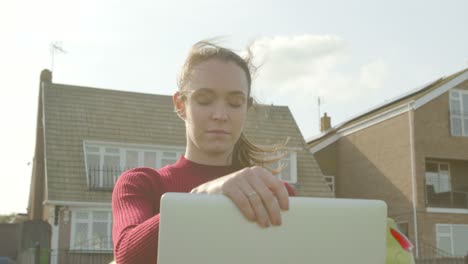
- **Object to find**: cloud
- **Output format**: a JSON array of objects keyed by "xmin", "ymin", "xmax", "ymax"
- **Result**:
[
  {"xmin": 251, "ymin": 35, "xmax": 348, "ymax": 81},
  {"xmin": 250, "ymin": 34, "xmax": 389, "ymax": 102},
  {"xmin": 245, "ymin": 34, "xmax": 390, "ymax": 137}
]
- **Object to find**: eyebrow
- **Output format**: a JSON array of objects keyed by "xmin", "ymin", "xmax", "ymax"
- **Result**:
[{"xmin": 194, "ymin": 88, "xmax": 247, "ymax": 97}]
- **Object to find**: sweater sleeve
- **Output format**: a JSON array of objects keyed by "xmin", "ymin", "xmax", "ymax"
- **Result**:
[
  {"xmin": 283, "ymin": 182, "xmax": 296, "ymax": 197},
  {"xmin": 112, "ymin": 168, "xmax": 163, "ymax": 264}
]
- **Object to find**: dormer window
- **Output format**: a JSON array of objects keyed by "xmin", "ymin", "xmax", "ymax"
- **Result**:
[
  {"xmin": 84, "ymin": 141, "xmax": 184, "ymax": 190},
  {"xmin": 264, "ymin": 150, "xmax": 298, "ymax": 184},
  {"xmin": 450, "ymin": 90, "xmax": 468, "ymax": 136}
]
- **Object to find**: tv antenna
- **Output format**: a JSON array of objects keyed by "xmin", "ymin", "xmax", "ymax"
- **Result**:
[{"xmin": 50, "ymin": 41, "xmax": 67, "ymax": 72}]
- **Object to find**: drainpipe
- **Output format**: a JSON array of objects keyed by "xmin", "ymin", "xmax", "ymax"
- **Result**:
[{"xmin": 408, "ymin": 103, "xmax": 419, "ymax": 257}]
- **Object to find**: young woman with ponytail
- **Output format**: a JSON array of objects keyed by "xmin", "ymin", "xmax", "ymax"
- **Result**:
[{"xmin": 111, "ymin": 40, "xmax": 295, "ymax": 264}]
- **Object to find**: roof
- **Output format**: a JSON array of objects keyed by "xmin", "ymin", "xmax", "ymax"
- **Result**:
[
  {"xmin": 39, "ymin": 77, "xmax": 332, "ymax": 203},
  {"xmin": 307, "ymin": 67, "xmax": 468, "ymax": 151}
]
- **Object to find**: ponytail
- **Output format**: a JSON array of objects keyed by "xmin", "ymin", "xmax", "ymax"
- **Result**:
[{"xmin": 231, "ymin": 133, "xmax": 288, "ymax": 173}]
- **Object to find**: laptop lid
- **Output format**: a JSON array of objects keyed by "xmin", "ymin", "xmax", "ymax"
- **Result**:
[{"xmin": 158, "ymin": 193, "xmax": 387, "ymax": 264}]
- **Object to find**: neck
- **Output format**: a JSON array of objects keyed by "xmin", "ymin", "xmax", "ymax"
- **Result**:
[{"xmin": 185, "ymin": 143, "xmax": 233, "ymax": 166}]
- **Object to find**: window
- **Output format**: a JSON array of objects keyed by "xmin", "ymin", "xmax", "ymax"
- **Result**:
[
  {"xmin": 425, "ymin": 162, "xmax": 451, "ymax": 194},
  {"xmin": 324, "ymin": 176, "xmax": 335, "ymax": 196},
  {"xmin": 397, "ymin": 221, "xmax": 409, "ymax": 238},
  {"xmin": 265, "ymin": 151, "xmax": 297, "ymax": 184},
  {"xmin": 84, "ymin": 141, "xmax": 184, "ymax": 189},
  {"xmin": 436, "ymin": 224, "xmax": 468, "ymax": 256},
  {"xmin": 450, "ymin": 90, "xmax": 468, "ymax": 136},
  {"xmin": 161, "ymin": 152, "xmax": 178, "ymax": 167},
  {"xmin": 71, "ymin": 210, "xmax": 112, "ymax": 251}
]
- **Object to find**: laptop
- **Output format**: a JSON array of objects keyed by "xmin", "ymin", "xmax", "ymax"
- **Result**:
[{"xmin": 158, "ymin": 193, "xmax": 387, "ymax": 264}]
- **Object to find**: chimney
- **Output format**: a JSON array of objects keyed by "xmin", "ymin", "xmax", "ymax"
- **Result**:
[
  {"xmin": 40, "ymin": 69, "xmax": 53, "ymax": 84},
  {"xmin": 320, "ymin": 112, "xmax": 331, "ymax": 132}
]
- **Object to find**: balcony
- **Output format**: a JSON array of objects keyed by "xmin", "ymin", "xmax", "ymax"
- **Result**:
[
  {"xmin": 87, "ymin": 167, "xmax": 123, "ymax": 191},
  {"xmin": 425, "ymin": 160, "xmax": 468, "ymax": 210},
  {"xmin": 426, "ymin": 186, "xmax": 468, "ymax": 209}
]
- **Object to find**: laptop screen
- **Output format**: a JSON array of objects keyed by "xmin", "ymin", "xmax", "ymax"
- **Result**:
[{"xmin": 158, "ymin": 193, "xmax": 387, "ymax": 264}]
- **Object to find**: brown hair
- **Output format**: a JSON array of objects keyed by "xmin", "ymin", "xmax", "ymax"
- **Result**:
[{"xmin": 177, "ymin": 40, "xmax": 286, "ymax": 171}]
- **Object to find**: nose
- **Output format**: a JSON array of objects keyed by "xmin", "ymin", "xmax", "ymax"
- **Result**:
[{"xmin": 211, "ymin": 102, "xmax": 228, "ymax": 121}]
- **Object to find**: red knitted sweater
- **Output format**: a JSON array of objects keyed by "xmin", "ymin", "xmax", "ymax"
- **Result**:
[{"xmin": 112, "ymin": 156, "xmax": 296, "ymax": 264}]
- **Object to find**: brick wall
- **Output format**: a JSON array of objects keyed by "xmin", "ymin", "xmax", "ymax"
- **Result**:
[
  {"xmin": 336, "ymin": 113, "xmax": 414, "ymax": 217},
  {"xmin": 413, "ymin": 80, "xmax": 468, "ymax": 250}
]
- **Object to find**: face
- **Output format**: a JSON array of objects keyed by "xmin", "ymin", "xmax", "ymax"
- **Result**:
[{"xmin": 174, "ymin": 58, "xmax": 250, "ymax": 163}]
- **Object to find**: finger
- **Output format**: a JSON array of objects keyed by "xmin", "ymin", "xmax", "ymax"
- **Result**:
[
  {"xmin": 236, "ymin": 179, "xmax": 271, "ymax": 227},
  {"xmin": 246, "ymin": 191, "xmax": 271, "ymax": 227},
  {"xmin": 222, "ymin": 187, "xmax": 257, "ymax": 222},
  {"xmin": 257, "ymin": 168, "xmax": 290, "ymax": 211},
  {"xmin": 248, "ymin": 174, "xmax": 282, "ymax": 226}
]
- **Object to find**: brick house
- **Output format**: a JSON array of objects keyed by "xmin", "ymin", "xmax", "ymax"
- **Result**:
[
  {"xmin": 28, "ymin": 69, "xmax": 333, "ymax": 263},
  {"xmin": 307, "ymin": 68, "xmax": 468, "ymax": 258}
]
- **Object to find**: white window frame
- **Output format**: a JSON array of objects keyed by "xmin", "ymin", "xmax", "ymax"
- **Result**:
[
  {"xmin": 436, "ymin": 223, "xmax": 468, "ymax": 256},
  {"xmin": 83, "ymin": 141, "xmax": 185, "ymax": 188},
  {"xmin": 263, "ymin": 150, "xmax": 297, "ymax": 184},
  {"xmin": 425, "ymin": 161, "xmax": 451, "ymax": 194},
  {"xmin": 70, "ymin": 209, "xmax": 113, "ymax": 252},
  {"xmin": 450, "ymin": 89, "xmax": 468, "ymax": 137}
]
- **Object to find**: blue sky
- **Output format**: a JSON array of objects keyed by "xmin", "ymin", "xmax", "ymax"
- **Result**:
[{"xmin": 1, "ymin": 0, "xmax": 467, "ymax": 214}]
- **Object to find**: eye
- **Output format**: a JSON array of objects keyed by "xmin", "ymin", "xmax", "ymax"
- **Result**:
[
  {"xmin": 193, "ymin": 92, "xmax": 215, "ymax": 105},
  {"xmin": 227, "ymin": 95, "xmax": 246, "ymax": 108}
]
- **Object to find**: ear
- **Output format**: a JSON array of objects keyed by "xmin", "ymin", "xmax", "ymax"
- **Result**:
[
  {"xmin": 247, "ymin": 97, "xmax": 253, "ymax": 109},
  {"xmin": 173, "ymin": 92, "xmax": 186, "ymax": 120}
]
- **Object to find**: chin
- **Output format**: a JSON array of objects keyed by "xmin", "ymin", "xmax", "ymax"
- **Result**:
[{"xmin": 203, "ymin": 143, "xmax": 234, "ymax": 155}]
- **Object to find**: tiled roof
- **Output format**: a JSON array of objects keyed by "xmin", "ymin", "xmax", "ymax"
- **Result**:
[{"xmin": 42, "ymin": 82, "xmax": 332, "ymax": 203}]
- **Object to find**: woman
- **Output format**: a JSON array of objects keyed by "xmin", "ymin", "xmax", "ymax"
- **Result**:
[{"xmin": 112, "ymin": 40, "xmax": 295, "ymax": 264}]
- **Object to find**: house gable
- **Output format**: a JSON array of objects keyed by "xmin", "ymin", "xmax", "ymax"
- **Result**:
[
  {"xmin": 413, "ymin": 70, "xmax": 468, "ymax": 110},
  {"xmin": 307, "ymin": 68, "xmax": 468, "ymax": 256},
  {"xmin": 28, "ymin": 70, "xmax": 50, "ymax": 220},
  {"xmin": 308, "ymin": 68, "xmax": 468, "ymax": 153},
  {"xmin": 41, "ymin": 83, "xmax": 186, "ymax": 203}
]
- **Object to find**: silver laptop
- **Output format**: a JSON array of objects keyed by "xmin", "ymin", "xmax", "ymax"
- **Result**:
[{"xmin": 158, "ymin": 193, "xmax": 387, "ymax": 264}]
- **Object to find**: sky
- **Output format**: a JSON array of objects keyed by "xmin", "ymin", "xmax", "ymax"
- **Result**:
[{"xmin": 1, "ymin": 0, "xmax": 467, "ymax": 214}]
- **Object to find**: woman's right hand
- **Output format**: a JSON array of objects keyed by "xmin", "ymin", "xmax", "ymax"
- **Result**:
[{"xmin": 190, "ymin": 166, "xmax": 290, "ymax": 228}]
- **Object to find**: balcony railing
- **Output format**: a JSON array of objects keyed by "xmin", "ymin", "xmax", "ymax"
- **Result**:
[
  {"xmin": 426, "ymin": 185, "xmax": 468, "ymax": 209},
  {"xmin": 417, "ymin": 240, "xmax": 468, "ymax": 263},
  {"xmin": 87, "ymin": 167, "xmax": 123, "ymax": 191}
]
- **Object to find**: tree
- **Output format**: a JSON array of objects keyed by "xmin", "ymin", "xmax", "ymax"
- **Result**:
[{"xmin": 0, "ymin": 213, "xmax": 16, "ymax": 223}]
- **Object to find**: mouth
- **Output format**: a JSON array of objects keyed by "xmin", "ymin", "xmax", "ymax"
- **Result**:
[{"xmin": 206, "ymin": 130, "xmax": 230, "ymax": 135}]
